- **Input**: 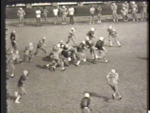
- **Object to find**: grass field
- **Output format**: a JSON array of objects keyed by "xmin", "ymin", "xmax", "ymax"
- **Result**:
[{"xmin": 6, "ymin": 20, "xmax": 148, "ymax": 113}]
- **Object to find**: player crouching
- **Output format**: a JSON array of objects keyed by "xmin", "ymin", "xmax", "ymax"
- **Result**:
[{"xmin": 107, "ymin": 25, "xmax": 121, "ymax": 47}]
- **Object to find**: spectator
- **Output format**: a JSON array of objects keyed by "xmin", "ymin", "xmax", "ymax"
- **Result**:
[
  {"xmin": 61, "ymin": 6, "xmax": 68, "ymax": 24},
  {"xmin": 141, "ymin": 1, "xmax": 147, "ymax": 21},
  {"xmin": 89, "ymin": 5, "xmax": 96, "ymax": 24},
  {"xmin": 130, "ymin": 1, "xmax": 138, "ymax": 22},
  {"xmin": 96, "ymin": 5, "xmax": 102, "ymax": 23},
  {"xmin": 111, "ymin": 2, "xmax": 118, "ymax": 22},
  {"xmin": 53, "ymin": 6, "xmax": 59, "ymax": 24},
  {"xmin": 68, "ymin": 6, "xmax": 75, "ymax": 24},
  {"xmin": 17, "ymin": 7, "xmax": 26, "ymax": 26},
  {"xmin": 35, "ymin": 7, "xmax": 42, "ymax": 26},
  {"xmin": 42, "ymin": 7, "xmax": 49, "ymax": 24}
]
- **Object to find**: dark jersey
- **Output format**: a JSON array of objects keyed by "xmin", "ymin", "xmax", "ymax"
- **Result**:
[
  {"xmin": 87, "ymin": 31, "xmax": 95, "ymax": 39},
  {"xmin": 77, "ymin": 43, "xmax": 86, "ymax": 53},
  {"xmin": 80, "ymin": 97, "xmax": 91, "ymax": 109},
  {"xmin": 61, "ymin": 49, "xmax": 71, "ymax": 58},
  {"xmin": 17, "ymin": 75, "xmax": 26, "ymax": 87},
  {"xmin": 68, "ymin": 31, "xmax": 75, "ymax": 38},
  {"xmin": 107, "ymin": 28, "xmax": 117, "ymax": 36},
  {"xmin": 86, "ymin": 40, "xmax": 94, "ymax": 48},
  {"xmin": 10, "ymin": 33, "xmax": 16, "ymax": 42},
  {"xmin": 95, "ymin": 40, "xmax": 104, "ymax": 50}
]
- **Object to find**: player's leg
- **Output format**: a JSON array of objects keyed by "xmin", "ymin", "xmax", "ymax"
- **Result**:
[
  {"xmin": 114, "ymin": 37, "xmax": 121, "ymax": 47},
  {"xmin": 34, "ymin": 47, "xmax": 39, "ymax": 55},
  {"xmin": 108, "ymin": 36, "xmax": 113, "ymax": 47}
]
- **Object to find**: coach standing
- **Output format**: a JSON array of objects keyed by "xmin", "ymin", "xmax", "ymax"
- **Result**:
[
  {"xmin": 96, "ymin": 5, "xmax": 102, "ymax": 23},
  {"xmin": 68, "ymin": 6, "xmax": 75, "ymax": 24}
]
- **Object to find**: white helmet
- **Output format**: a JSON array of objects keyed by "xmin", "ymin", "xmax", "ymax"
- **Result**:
[
  {"xmin": 15, "ymin": 50, "xmax": 19, "ymax": 54},
  {"xmin": 42, "ymin": 37, "xmax": 46, "ymax": 40},
  {"xmin": 131, "ymin": 1, "xmax": 135, "ymax": 4},
  {"xmin": 29, "ymin": 42, "xmax": 33, "ymax": 46},
  {"xmin": 19, "ymin": 7, "xmax": 23, "ymax": 10},
  {"xmin": 23, "ymin": 70, "xmax": 28, "ymax": 75},
  {"xmin": 99, "ymin": 37, "xmax": 104, "ymax": 41},
  {"xmin": 13, "ymin": 30, "xmax": 16, "ymax": 33},
  {"xmin": 85, "ymin": 36, "xmax": 90, "ymax": 41},
  {"xmin": 82, "ymin": 40, "xmax": 86, "ymax": 44},
  {"xmin": 109, "ymin": 25, "xmax": 112, "ymax": 29},
  {"xmin": 90, "ymin": 27, "xmax": 95, "ymax": 31},
  {"xmin": 111, "ymin": 69, "xmax": 116, "ymax": 73},
  {"xmin": 84, "ymin": 93, "xmax": 90, "ymax": 98},
  {"xmin": 62, "ymin": 6, "xmax": 66, "ymax": 8},
  {"xmin": 71, "ymin": 27, "xmax": 75, "ymax": 31},
  {"xmin": 56, "ymin": 44, "xmax": 61, "ymax": 48}
]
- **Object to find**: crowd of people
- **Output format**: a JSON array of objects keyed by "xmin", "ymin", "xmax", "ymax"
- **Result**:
[{"xmin": 16, "ymin": 1, "xmax": 148, "ymax": 26}]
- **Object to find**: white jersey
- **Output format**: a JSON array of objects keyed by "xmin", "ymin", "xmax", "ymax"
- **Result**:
[
  {"xmin": 53, "ymin": 8, "xmax": 59, "ymax": 16},
  {"xmin": 36, "ymin": 10, "xmax": 41, "ymax": 18},
  {"xmin": 107, "ymin": 72, "xmax": 119, "ymax": 85},
  {"xmin": 68, "ymin": 7, "xmax": 75, "ymax": 15}
]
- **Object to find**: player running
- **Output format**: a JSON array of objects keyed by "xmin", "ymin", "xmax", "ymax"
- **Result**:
[
  {"xmin": 34, "ymin": 37, "xmax": 47, "ymax": 56},
  {"xmin": 95, "ymin": 37, "xmax": 109, "ymax": 63},
  {"xmin": 106, "ymin": 69, "xmax": 122, "ymax": 100},
  {"xmin": 66, "ymin": 27, "xmax": 77, "ymax": 46},
  {"xmin": 87, "ymin": 27, "xmax": 96, "ymax": 40},
  {"xmin": 107, "ymin": 25, "xmax": 121, "ymax": 47},
  {"xmin": 75, "ymin": 40, "xmax": 87, "ymax": 66},
  {"xmin": 15, "ymin": 70, "xmax": 29, "ymax": 103},
  {"xmin": 10, "ymin": 30, "xmax": 17, "ymax": 50},
  {"xmin": 23, "ymin": 42, "xmax": 34, "ymax": 62}
]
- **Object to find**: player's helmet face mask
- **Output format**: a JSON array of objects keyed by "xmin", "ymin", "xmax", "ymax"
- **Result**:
[{"xmin": 84, "ymin": 93, "xmax": 90, "ymax": 98}]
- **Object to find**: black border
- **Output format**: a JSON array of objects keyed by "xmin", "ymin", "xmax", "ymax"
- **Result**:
[{"xmin": 1, "ymin": 0, "xmax": 149, "ymax": 113}]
